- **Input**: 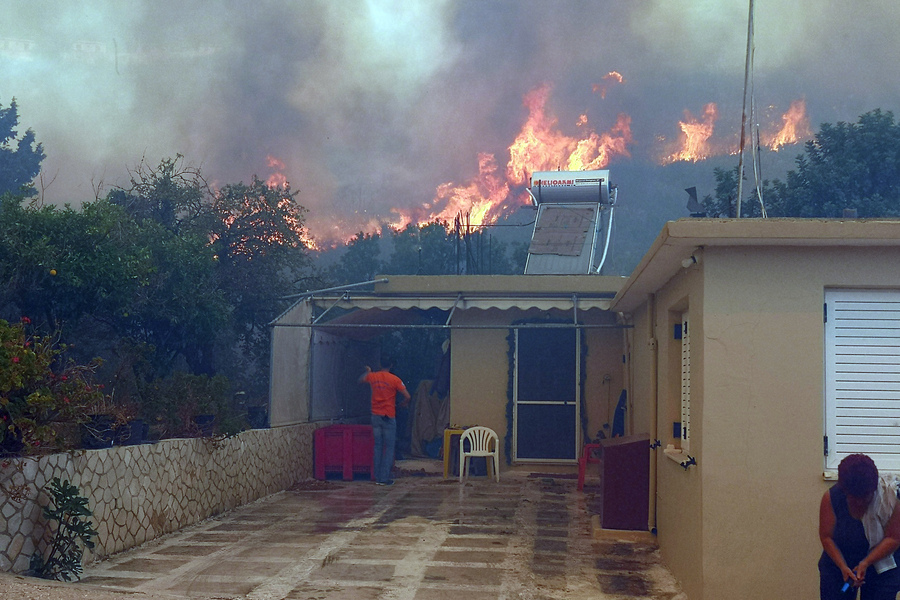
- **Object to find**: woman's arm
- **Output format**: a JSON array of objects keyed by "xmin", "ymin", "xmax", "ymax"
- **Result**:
[
  {"xmin": 820, "ymin": 491, "xmax": 857, "ymax": 585},
  {"xmin": 853, "ymin": 501, "xmax": 900, "ymax": 580}
]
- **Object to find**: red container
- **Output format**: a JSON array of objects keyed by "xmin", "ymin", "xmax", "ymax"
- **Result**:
[{"xmin": 314, "ymin": 424, "xmax": 374, "ymax": 481}]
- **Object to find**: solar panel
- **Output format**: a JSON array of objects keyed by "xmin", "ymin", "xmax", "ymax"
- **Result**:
[{"xmin": 528, "ymin": 206, "xmax": 595, "ymax": 256}]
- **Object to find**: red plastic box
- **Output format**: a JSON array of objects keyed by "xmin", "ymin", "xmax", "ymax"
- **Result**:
[{"xmin": 314, "ymin": 424, "xmax": 375, "ymax": 481}]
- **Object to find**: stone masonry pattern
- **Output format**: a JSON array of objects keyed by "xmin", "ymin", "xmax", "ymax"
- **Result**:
[{"xmin": 0, "ymin": 423, "xmax": 318, "ymax": 574}]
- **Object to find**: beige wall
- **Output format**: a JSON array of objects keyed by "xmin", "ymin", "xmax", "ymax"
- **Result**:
[
  {"xmin": 629, "ymin": 261, "xmax": 705, "ymax": 599},
  {"xmin": 450, "ymin": 309, "xmax": 511, "ymax": 457},
  {"xmin": 450, "ymin": 307, "xmax": 625, "ymax": 467},
  {"xmin": 583, "ymin": 320, "xmax": 627, "ymax": 439},
  {"xmin": 631, "ymin": 244, "xmax": 900, "ymax": 600}
]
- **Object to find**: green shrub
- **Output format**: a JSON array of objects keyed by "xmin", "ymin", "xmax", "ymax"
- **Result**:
[{"xmin": 0, "ymin": 319, "xmax": 106, "ymax": 455}]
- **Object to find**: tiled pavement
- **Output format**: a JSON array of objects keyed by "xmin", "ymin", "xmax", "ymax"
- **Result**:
[{"xmin": 79, "ymin": 468, "xmax": 684, "ymax": 600}]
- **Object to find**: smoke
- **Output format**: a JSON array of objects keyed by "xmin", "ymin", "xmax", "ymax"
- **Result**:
[{"xmin": 2, "ymin": 0, "xmax": 898, "ymax": 243}]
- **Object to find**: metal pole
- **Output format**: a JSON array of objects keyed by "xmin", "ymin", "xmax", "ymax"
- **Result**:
[
  {"xmin": 736, "ymin": 0, "xmax": 754, "ymax": 218},
  {"xmin": 275, "ymin": 322, "xmax": 632, "ymax": 331},
  {"xmin": 280, "ymin": 278, "xmax": 389, "ymax": 300}
]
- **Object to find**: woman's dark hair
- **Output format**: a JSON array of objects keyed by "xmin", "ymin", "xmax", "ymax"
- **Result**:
[{"xmin": 838, "ymin": 453, "xmax": 879, "ymax": 497}]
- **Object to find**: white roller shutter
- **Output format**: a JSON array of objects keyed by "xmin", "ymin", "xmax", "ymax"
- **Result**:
[
  {"xmin": 825, "ymin": 289, "xmax": 900, "ymax": 470},
  {"xmin": 681, "ymin": 311, "xmax": 691, "ymax": 453}
]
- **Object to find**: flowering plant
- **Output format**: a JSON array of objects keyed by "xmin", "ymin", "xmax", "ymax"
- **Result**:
[{"xmin": 0, "ymin": 318, "xmax": 106, "ymax": 455}]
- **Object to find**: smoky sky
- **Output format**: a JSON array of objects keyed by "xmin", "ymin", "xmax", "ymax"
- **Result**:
[{"xmin": 3, "ymin": 0, "xmax": 899, "ymax": 242}]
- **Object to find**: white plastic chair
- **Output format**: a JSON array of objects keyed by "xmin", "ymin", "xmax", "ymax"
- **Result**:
[{"xmin": 459, "ymin": 426, "xmax": 500, "ymax": 482}]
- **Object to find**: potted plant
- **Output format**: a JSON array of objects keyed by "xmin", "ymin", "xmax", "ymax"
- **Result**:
[
  {"xmin": 112, "ymin": 400, "xmax": 146, "ymax": 446},
  {"xmin": 80, "ymin": 396, "xmax": 134, "ymax": 450},
  {"xmin": 154, "ymin": 372, "xmax": 236, "ymax": 438}
]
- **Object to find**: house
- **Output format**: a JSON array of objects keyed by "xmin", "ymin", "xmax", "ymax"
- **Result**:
[
  {"xmin": 611, "ymin": 218, "xmax": 900, "ymax": 600},
  {"xmin": 270, "ymin": 217, "xmax": 900, "ymax": 599},
  {"xmin": 270, "ymin": 275, "xmax": 628, "ymax": 466}
]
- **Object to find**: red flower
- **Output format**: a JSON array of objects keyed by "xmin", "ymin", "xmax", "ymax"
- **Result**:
[
  {"xmin": 63, "ymin": 397, "xmax": 70, "ymax": 404},
  {"xmin": 12, "ymin": 357, "xmax": 19, "ymax": 363},
  {"xmin": 21, "ymin": 317, "xmax": 31, "ymax": 324},
  {"xmin": 60, "ymin": 376, "xmax": 67, "ymax": 381}
]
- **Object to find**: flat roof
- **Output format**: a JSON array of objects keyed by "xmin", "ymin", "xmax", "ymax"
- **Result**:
[{"xmin": 611, "ymin": 218, "xmax": 900, "ymax": 312}]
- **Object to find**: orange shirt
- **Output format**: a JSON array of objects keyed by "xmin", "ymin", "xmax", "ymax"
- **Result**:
[{"xmin": 363, "ymin": 370, "xmax": 407, "ymax": 418}]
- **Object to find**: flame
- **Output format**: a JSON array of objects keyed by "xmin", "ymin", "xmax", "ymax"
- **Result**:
[
  {"xmin": 657, "ymin": 98, "xmax": 811, "ymax": 164},
  {"xmin": 592, "ymin": 71, "xmax": 625, "ymax": 99},
  {"xmin": 214, "ymin": 155, "xmax": 320, "ymax": 251},
  {"xmin": 265, "ymin": 155, "xmax": 288, "ymax": 189},
  {"xmin": 392, "ymin": 152, "xmax": 511, "ymax": 231},
  {"xmin": 507, "ymin": 84, "xmax": 632, "ymax": 186},
  {"xmin": 663, "ymin": 103, "xmax": 718, "ymax": 164},
  {"xmin": 287, "ymin": 89, "xmax": 814, "ymax": 244},
  {"xmin": 764, "ymin": 99, "xmax": 811, "ymax": 151}
]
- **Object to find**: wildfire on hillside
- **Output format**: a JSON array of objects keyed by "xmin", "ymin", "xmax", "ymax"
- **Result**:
[
  {"xmin": 388, "ymin": 83, "xmax": 632, "ymax": 235},
  {"xmin": 661, "ymin": 99, "xmax": 813, "ymax": 164},
  {"xmin": 392, "ymin": 152, "xmax": 510, "ymax": 232},
  {"xmin": 270, "ymin": 80, "xmax": 811, "ymax": 246},
  {"xmin": 662, "ymin": 103, "xmax": 719, "ymax": 164},
  {"xmin": 763, "ymin": 99, "xmax": 812, "ymax": 151}
]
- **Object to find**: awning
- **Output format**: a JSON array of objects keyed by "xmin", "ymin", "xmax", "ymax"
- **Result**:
[
  {"xmin": 308, "ymin": 291, "xmax": 615, "ymax": 313},
  {"xmin": 273, "ymin": 291, "xmax": 625, "ymax": 339}
]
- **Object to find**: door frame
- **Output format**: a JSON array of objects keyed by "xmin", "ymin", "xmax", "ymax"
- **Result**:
[{"xmin": 512, "ymin": 327, "xmax": 582, "ymax": 463}]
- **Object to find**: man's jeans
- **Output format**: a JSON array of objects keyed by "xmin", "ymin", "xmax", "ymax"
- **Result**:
[{"xmin": 371, "ymin": 414, "xmax": 397, "ymax": 483}]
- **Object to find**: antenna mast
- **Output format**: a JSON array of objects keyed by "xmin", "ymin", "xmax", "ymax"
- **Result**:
[{"xmin": 735, "ymin": 0, "xmax": 754, "ymax": 218}]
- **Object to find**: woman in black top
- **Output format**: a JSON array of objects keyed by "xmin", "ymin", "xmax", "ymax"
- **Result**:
[{"xmin": 819, "ymin": 453, "xmax": 900, "ymax": 599}]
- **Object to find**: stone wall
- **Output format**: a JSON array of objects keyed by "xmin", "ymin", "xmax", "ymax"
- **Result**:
[{"xmin": 0, "ymin": 423, "xmax": 317, "ymax": 573}]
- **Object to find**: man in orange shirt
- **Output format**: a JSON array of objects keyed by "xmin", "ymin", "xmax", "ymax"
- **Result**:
[{"xmin": 359, "ymin": 357, "xmax": 410, "ymax": 485}]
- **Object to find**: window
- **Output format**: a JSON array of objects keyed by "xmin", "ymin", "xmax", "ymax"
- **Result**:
[{"xmin": 824, "ymin": 289, "xmax": 900, "ymax": 470}]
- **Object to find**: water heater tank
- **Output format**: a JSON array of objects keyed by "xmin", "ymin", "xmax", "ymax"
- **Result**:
[{"xmin": 529, "ymin": 170, "xmax": 610, "ymax": 205}]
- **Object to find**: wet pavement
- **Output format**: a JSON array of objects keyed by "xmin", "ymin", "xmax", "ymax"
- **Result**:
[{"xmin": 74, "ymin": 466, "xmax": 684, "ymax": 600}]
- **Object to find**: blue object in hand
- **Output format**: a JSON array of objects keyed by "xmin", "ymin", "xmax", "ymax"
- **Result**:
[{"xmin": 841, "ymin": 581, "xmax": 851, "ymax": 594}]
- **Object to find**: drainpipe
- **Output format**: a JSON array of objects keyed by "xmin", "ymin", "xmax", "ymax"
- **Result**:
[{"xmin": 647, "ymin": 294, "xmax": 659, "ymax": 533}]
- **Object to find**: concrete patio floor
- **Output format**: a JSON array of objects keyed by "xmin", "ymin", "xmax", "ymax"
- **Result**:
[{"xmin": 5, "ymin": 463, "xmax": 686, "ymax": 600}]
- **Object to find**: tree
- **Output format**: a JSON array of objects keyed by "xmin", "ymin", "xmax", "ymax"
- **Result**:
[
  {"xmin": 0, "ymin": 195, "xmax": 228, "ymax": 378},
  {"xmin": 107, "ymin": 154, "xmax": 205, "ymax": 232},
  {"xmin": 385, "ymin": 222, "xmax": 458, "ymax": 275},
  {"xmin": 109, "ymin": 160, "xmax": 318, "ymax": 394},
  {"xmin": 0, "ymin": 99, "xmax": 44, "ymax": 197},
  {"xmin": 765, "ymin": 110, "xmax": 900, "ymax": 218},
  {"xmin": 203, "ymin": 177, "xmax": 315, "ymax": 393},
  {"xmin": 327, "ymin": 231, "xmax": 383, "ymax": 285},
  {"xmin": 0, "ymin": 197, "xmax": 148, "ymax": 329},
  {"xmin": 701, "ymin": 166, "xmax": 767, "ymax": 218}
]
